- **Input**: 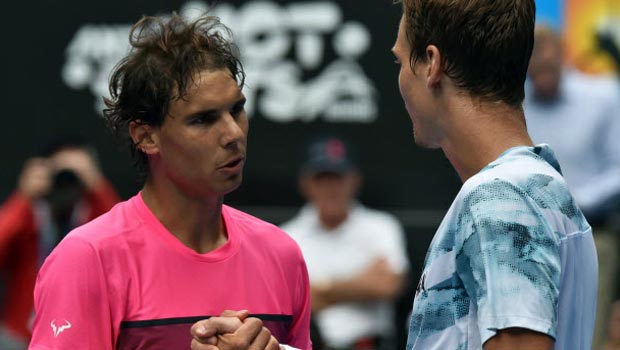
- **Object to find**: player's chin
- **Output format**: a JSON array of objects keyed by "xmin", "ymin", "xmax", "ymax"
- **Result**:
[
  {"xmin": 218, "ymin": 175, "xmax": 244, "ymax": 195},
  {"xmin": 412, "ymin": 131, "xmax": 433, "ymax": 149},
  {"xmin": 412, "ymin": 128, "xmax": 424, "ymax": 146}
]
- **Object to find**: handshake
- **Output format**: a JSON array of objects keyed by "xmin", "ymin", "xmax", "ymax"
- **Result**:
[{"xmin": 191, "ymin": 310, "xmax": 283, "ymax": 350}]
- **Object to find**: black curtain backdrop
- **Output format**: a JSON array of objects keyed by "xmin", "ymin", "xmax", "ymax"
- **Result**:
[{"xmin": 5, "ymin": 0, "xmax": 461, "ymax": 210}]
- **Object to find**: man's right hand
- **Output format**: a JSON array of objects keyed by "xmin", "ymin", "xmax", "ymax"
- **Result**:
[
  {"xmin": 18, "ymin": 158, "xmax": 52, "ymax": 199},
  {"xmin": 190, "ymin": 310, "xmax": 280, "ymax": 350}
]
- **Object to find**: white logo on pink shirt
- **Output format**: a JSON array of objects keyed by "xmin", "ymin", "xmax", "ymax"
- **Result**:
[{"xmin": 51, "ymin": 319, "xmax": 72, "ymax": 337}]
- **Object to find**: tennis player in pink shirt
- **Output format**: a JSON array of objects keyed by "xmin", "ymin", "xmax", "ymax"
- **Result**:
[{"xmin": 28, "ymin": 12, "xmax": 311, "ymax": 350}]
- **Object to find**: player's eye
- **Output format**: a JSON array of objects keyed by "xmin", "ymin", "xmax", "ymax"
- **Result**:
[
  {"xmin": 190, "ymin": 112, "xmax": 218, "ymax": 125},
  {"xmin": 231, "ymin": 99, "xmax": 246, "ymax": 117}
]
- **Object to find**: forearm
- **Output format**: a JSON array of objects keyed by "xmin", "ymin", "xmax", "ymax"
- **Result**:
[
  {"xmin": 483, "ymin": 328, "xmax": 554, "ymax": 350},
  {"xmin": 316, "ymin": 270, "xmax": 404, "ymax": 305}
]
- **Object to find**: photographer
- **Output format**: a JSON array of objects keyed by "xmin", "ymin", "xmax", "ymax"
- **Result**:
[{"xmin": 0, "ymin": 137, "xmax": 119, "ymax": 348}]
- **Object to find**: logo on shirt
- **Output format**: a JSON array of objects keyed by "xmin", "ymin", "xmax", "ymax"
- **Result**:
[
  {"xmin": 415, "ymin": 272, "xmax": 427, "ymax": 297},
  {"xmin": 51, "ymin": 319, "xmax": 72, "ymax": 337}
]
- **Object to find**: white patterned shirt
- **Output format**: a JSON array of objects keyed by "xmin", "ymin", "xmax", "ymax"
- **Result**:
[{"xmin": 406, "ymin": 144, "xmax": 597, "ymax": 350}]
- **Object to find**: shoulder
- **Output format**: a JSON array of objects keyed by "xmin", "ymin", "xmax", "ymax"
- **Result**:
[
  {"xmin": 455, "ymin": 158, "xmax": 553, "ymax": 230},
  {"xmin": 460, "ymin": 160, "xmax": 560, "ymax": 219},
  {"xmin": 464, "ymin": 149, "xmax": 570, "ymax": 204},
  {"xmin": 454, "ymin": 165, "xmax": 576, "ymax": 246},
  {"xmin": 453, "ymin": 176, "xmax": 563, "ymax": 271},
  {"xmin": 67, "ymin": 201, "xmax": 140, "ymax": 244},
  {"xmin": 37, "ymin": 233, "xmax": 107, "ymax": 289},
  {"xmin": 470, "ymin": 151, "xmax": 584, "ymax": 224},
  {"xmin": 224, "ymin": 205, "xmax": 304, "ymax": 255},
  {"xmin": 61, "ymin": 198, "xmax": 140, "ymax": 254},
  {"xmin": 224, "ymin": 205, "xmax": 283, "ymax": 233},
  {"xmin": 457, "ymin": 177, "xmax": 533, "ymax": 225}
]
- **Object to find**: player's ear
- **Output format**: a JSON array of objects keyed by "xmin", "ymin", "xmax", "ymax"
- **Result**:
[
  {"xmin": 425, "ymin": 44, "xmax": 442, "ymax": 89},
  {"xmin": 129, "ymin": 120, "xmax": 160, "ymax": 155}
]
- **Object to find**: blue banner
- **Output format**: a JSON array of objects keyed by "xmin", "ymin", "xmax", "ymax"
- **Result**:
[{"xmin": 536, "ymin": 0, "xmax": 563, "ymax": 30}]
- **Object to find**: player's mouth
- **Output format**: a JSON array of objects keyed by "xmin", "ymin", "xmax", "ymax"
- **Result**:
[{"xmin": 218, "ymin": 156, "xmax": 245, "ymax": 173}]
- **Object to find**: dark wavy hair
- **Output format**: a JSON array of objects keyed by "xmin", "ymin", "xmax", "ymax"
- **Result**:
[
  {"xmin": 103, "ymin": 13, "xmax": 245, "ymax": 175},
  {"xmin": 400, "ymin": 0, "xmax": 535, "ymax": 108}
]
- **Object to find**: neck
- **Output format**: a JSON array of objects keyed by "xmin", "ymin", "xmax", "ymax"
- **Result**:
[
  {"xmin": 315, "ymin": 203, "xmax": 351, "ymax": 231},
  {"xmin": 141, "ymin": 176, "xmax": 227, "ymax": 254},
  {"xmin": 319, "ymin": 212, "xmax": 348, "ymax": 231},
  {"xmin": 439, "ymin": 96, "xmax": 533, "ymax": 182}
]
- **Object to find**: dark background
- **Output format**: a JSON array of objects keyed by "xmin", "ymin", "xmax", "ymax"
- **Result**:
[{"xmin": 2, "ymin": 0, "xmax": 460, "ymax": 208}]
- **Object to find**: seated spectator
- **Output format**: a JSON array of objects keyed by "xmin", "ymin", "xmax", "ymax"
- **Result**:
[{"xmin": 281, "ymin": 137, "xmax": 409, "ymax": 350}]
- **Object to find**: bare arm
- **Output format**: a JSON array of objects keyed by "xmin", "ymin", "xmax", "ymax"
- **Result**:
[
  {"xmin": 312, "ymin": 257, "xmax": 405, "ymax": 312},
  {"xmin": 483, "ymin": 328, "xmax": 554, "ymax": 350}
]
